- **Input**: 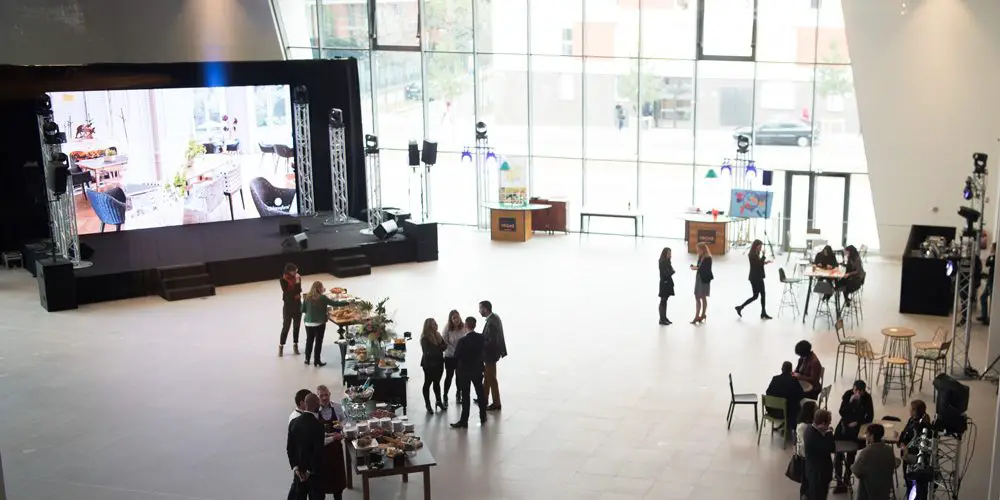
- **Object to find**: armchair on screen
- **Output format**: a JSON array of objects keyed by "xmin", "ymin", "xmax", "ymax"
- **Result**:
[
  {"xmin": 249, "ymin": 177, "xmax": 294, "ymax": 218},
  {"xmin": 86, "ymin": 187, "xmax": 127, "ymax": 232},
  {"xmin": 69, "ymin": 164, "xmax": 93, "ymax": 199}
]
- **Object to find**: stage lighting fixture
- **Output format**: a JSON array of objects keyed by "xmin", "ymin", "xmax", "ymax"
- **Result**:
[
  {"xmin": 460, "ymin": 147, "xmax": 472, "ymax": 162},
  {"xmin": 475, "ymin": 121, "xmax": 488, "ymax": 140},
  {"xmin": 958, "ymin": 206, "xmax": 981, "ymax": 235},
  {"xmin": 736, "ymin": 135, "xmax": 750, "ymax": 154},
  {"xmin": 485, "ymin": 150, "xmax": 497, "ymax": 165},
  {"xmin": 365, "ymin": 135, "xmax": 379, "ymax": 155},
  {"xmin": 292, "ymin": 85, "xmax": 309, "ymax": 105},
  {"xmin": 946, "ymin": 260, "xmax": 955, "ymax": 277},
  {"xmin": 329, "ymin": 109, "xmax": 343, "ymax": 127},
  {"xmin": 35, "ymin": 94, "xmax": 53, "ymax": 115},
  {"xmin": 42, "ymin": 122, "xmax": 66, "ymax": 144},
  {"xmin": 962, "ymin": 177, "xmax": 973, "ymax": 200},
  {"xmin": 973, "ymin": 152, "xmax": 988, "ymax": 174},
  {"xmin": 745, "ymin": 160, "xmax": 758, "ymax": 177},
  {"xmin": 719, "ymin": 159, "xmax": 732, "ymax": 175}
]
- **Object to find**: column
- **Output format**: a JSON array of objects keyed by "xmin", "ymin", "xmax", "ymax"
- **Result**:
[
  {"xmin": 989, "ymin": 384, "xmax": 1000, "ymax": 499},
  {"xmin": 985, "ymin": 173, "xmax": 1000, "ymax": 373}
]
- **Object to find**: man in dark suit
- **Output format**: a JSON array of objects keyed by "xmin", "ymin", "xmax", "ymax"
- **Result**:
[
  {"xmin": 451, "ymin": 316, "xmax": 487, "ymax": 429},
  {"xmin": 804, "ymin": 409, "xmax": 835, "ymax": 500},
  {"xmin": 765, "ymin": 361, "xmax": 804, "ymax": 436},
  {"xmin": 480, "ymin": 300, "xmax": 507, "ymax": 411},
  {"xmin": 286, "ymin": 393, "xmax": 324, "ymax": 500}
]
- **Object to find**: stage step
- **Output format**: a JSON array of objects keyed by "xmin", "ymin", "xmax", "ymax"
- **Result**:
[
  {"xmin": 330, "ymin": 253, "xmax": 372, "ymax": 278},
  {"xmin": 157, "ymin": 263, "xmax": 215, "ymax": 301}
]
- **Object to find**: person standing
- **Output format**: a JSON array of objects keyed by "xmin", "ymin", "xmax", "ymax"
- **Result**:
[
  {"xmin": 441, "ymin": 310, "xmax": 467, "ymax": 407},
  {"xmin": 979, "ymin": 243, "xmax": 996, "ymax": 325},
  {"xmin": 451, "ymin": 316, "xmax": 487, "ymax": 428},
  {"xmin": 851, "ymin": 424, "xmax": 897, "ymax": 500},
  {"xmin": 315, "ymin": 385, "xmax": 347, "ymax": 500},
  {"xmin": 286, "ymin": 393, "xmax": 324, "ymax": 500},
  {"xmin": 289, "ymin": 388, "xmax": 312, "ymax": 423},
  {"xmin": 279, "ymin": 263, "xmax": 303, "ymax": 357},
  {"xmin": 796, "ymin": 401, "xmax": 818, "ymax": 498},
  {"xmin": 736, "ymin": 239, "xmax": 772, "ymax": 319},
  {"xmin": 480, "ymin": 300, "xmax": 506, "ymax": 411},
  {"xmin": 803, "ymin": 409, "xmax": 835, "ymax": 500},
  {"xmin": 833, "ymin": 380, "xmax": 875, "ymax": 492},
  {"xmin": 420, "ymin": 318, "xmax": 447, "ymax": 414},
  {"xmin": 301, "ymin": 282, "xmax": 351, "ymax": 367},
  {"xmin": 658, "ymin": 247, "xmax": 675, "ymax": 325},
  {"xmin": 690, "ymin": 242, "xmax": 713, "ymax": 324}
]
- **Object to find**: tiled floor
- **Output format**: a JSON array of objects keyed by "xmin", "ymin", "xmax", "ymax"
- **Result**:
[{"xmin": 0, "ymin": 226, "xmax": 996, "ymax": 500}]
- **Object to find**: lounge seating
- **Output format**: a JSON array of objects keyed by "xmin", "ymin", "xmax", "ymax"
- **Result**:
[
  {"xmin": 249, "ymin": 177, "xmax": 294, "ymax": 218},
  {"xmin": 86, "ymin": 187, "xmax": 127, "ymax": 232}
]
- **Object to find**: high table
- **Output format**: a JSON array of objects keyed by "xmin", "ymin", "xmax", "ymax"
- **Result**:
[
  {"xmin": 483, "ymin": 203, "xmax": 551, "ymax": 242},
  {"xmin": 345, "ymin": 441, "xmax": 437, "ymax": 500},
  {"xmin": 681, "ymin": 214, "xmax": 736, "ymax": 255},
  {"xmin": 801, "ymin": 266, "xmax": 847, "ymax": 324},
  {"xmin": 881, "ymin": 327, "xmax": 916, "ymax": 363}
]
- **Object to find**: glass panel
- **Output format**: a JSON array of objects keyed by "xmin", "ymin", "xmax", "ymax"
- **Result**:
[
  {"xmin": 424, "ymin": 0, "xmax": 474, "ymax": 52},
  {"xmin": 530, "ymin": 56, "xmax": 583, "ymax": 158},
  {"xmin": 811, "ymin": 65, "xmax": 866, "ymax": 173},
  {"xmin": 379, "ymin": 149, "xmax": 413, "ymax": 212},
  {"xmin": 477, "ymin": 54, "xmax": 529, "ymax": 155},
  {"xmin": 693, "ymin": 165, "xmax": 730, "ymax": 213},
  {"xmin": 756, "ymin": 0, "xmax": 817, "ymax": 63},
  {"xmin": 847, "ymin": 174, "xmax": 880, "ymax": 250},
  {"xmin": 583, "ymin": 0, "xmax": 638, "ymax": 58},
  {"xmin": 586, "ymin": 57, "xmax": 638, "ymax": 161},
  {"xmin": 429, "ymin": 152, "xmax": 478, "ymax": 224},
  {"xmin": 325, "ymin": 50, "xmax": 374, "ymax": 135},
  {"xmin": 319, "ymin": 1, "xmax": 369, "ymax": 49},
  {"xmin": 817, "ymin": 0, "xmax": 850, "ymax": 64},
  {"xmin": 694, "ymin": 61, "xmax": 754, "ymax": 165},
  {"xmin": 583, "ymin": 160, "xmax": 637, "ymax": 234},
  {"xmin": 699, "ymin": 0, "xmax": 756, "ymax": 59},
  {"xmin": 639, "ymin": 59, "xmax": 695, "ymax": 164},
  {"xmin": 813, "ymin": 175, "xmax": 845, "ymax": 247},
  {"xmin": 287, "ymin": 47, "xmax": 318, "ymax": 60},
  {"xmin": 529, "ymin": 0, "xmax": 583, "ymax": 56},
  {"xmin": 374, "ymin": 52, "xmax": 423, "ymax": 149},
  {"xmin": 532, "ymin": 157, "xmax": 583, "ymax": 230},
  {"xmin": 786, "ymin": 173, "xmax": 810, "ymax": 249},
  {"xmin": 640, "ymin": 0, "xmax": 696, "ymax": 60},
  {"xmin": 751, "ymin": 63, "xmax": 815, "ymax": 172},
  {"xmin": 274, "ymin": 0, "xmax": 318, "ymax": 48},
  {"xmin": 640, "ymin": 163, "xmax": 693, "ymax": 239},
  {"xmin": 475, "ymin": 0, "xmax": 527, "ymax": 54},
  {"xmin": 375, "ymin": 0, "xmax": 420, "ymax": 47},
  {"xmin": 424, "ymin": 52, "xmax": 475, "ymax": 152}
]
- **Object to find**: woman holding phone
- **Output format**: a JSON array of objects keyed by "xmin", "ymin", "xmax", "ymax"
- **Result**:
[{"xmin": 690, "ymin": 242, "xmax": 713, "ymax": 324}]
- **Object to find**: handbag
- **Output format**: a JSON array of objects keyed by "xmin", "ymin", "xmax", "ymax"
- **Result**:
[{"xmin": 785, "ymin": 454, "xmax": 804, "ymax": 483}]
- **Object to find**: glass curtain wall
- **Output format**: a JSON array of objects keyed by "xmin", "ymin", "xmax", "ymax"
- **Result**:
[{"xmin": 272, "ymin": 0, "xmax": 879, "ymax": 249}]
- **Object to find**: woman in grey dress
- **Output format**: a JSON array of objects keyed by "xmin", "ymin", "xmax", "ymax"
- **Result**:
[{"xmin": 690, "ymin": 242, "xmax": 713, "ymax": 324}]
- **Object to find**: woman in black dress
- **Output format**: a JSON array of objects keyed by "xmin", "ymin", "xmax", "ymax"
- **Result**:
[
  {"xmin": 658, "ymin": 247, "xmax": 675, "ymax": 325},
  {"xmin": 735, "ymin": 239, "xmax": 772, "ymax": 319}
]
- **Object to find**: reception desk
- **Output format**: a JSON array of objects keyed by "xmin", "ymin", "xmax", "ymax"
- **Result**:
[
  {"xmin": 682, "ymin": 214, "xmax": 735, "ymax": 255},
  {"xmin": 484, "ymin": 203, "xmax": 551, "ymax": 242}
]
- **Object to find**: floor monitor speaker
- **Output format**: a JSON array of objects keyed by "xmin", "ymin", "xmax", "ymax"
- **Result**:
[
  {"xmin": 279, "ymin": 220, "xmax": 303, "ymax": 236},
  {"xmin": 373, "ymin": 220, "xmax": 398, "ymax": 241}
]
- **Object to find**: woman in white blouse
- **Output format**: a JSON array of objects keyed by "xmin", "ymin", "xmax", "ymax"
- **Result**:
[{"xmin": 441, "ymin": 309, "xmax": 468, "ymax": 409}]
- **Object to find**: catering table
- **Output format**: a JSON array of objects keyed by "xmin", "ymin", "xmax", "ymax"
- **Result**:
[
  {"xmin": 681, "ymin": 214, "xmax": 736, "ymax": 255},
  {"xmin": 483, "ymin": 203, "xmax": 551, "ymax": 242},
  {"xmin": 801, "ymin": 266, "xmax": 847, "ymax": 324},
  {"xmin": 344, "ymin": 441, "xmax": 436, "ymax": 500},
  {"xmin": 343, "ymin": 356, "xmax": 409, "ymax": 415}
]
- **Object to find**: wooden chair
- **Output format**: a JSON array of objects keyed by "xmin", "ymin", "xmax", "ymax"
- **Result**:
[
  {"xmin": 727, "ymin": 373, "xmax": 758, "ymax": 430},
  {"xmin": 834, "ymin": 318, "xmax": 861, "ymax": 381},
  {"xmin": 818, "ymin": 385, "xmax": 832, "ymax": 410},
  {"xmin": 758, "ymin": 395, "xmax": 788, "ymax": 448},
  {"xmin": 856, "ymin": 339, "xmax": 886, "ymax": 385},
  {"xmin": 913, "ymin": 327, "xmax": 949, "ymax": 353},
  {"xmin": 911, "ymin": 340, "xmax": 951, "ymax": 394}
]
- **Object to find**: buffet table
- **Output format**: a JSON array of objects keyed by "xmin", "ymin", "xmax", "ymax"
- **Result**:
[
  {"xmin": 343, "ymin": 354, "xmax": 409, "ymax": 415},
  {"xmin": 346, "ymin": 441, "xmax": 436, "ymax": 500}
]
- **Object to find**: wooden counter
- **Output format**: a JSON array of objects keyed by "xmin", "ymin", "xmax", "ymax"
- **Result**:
[
  {"xmin": 682, "ymin": 214, "xmax": 735, "ymax": 255},
  {"xmin": 483, "ymin": 203, "xmax": 551, "ymax": 242}
]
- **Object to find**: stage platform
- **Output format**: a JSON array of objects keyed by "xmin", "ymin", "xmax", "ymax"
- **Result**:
[{"xmin": 36, "ymin": 215, "xmax": 435, "ymax": 306}]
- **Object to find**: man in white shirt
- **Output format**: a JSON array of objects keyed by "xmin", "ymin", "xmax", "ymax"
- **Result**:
[{"xmin": 289, "ymin": 388, "xmax": 312, "ymax": 423}]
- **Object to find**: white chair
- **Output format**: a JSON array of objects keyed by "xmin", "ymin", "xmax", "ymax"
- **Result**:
[{"xmin": 220, "ymin": 164, "xmax": 244, "ymax": 220}]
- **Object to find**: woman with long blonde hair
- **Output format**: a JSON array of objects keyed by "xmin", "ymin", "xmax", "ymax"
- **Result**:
[
  {"xmin": 420, "ymin": 317, "xmax": 447, "ymax": 414},
  {"xmin": 690, "ymin": 242, "xmax": 714, "ymax": 324},
  {"xmin": 300, "ymin": 281, "xmax": 350, "ymax": 367},
  {"xmin": 441, "ymin": 310, "xmax": 467, "ymax": 408}
]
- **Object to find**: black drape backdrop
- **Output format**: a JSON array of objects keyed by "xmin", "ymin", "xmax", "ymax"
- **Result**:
[{"xmin": 0, "ymin": 59, "xmax": 366, "ymax": 252}]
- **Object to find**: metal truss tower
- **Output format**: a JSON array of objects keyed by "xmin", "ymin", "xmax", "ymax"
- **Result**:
[
  {"xmin": 364, "ymin": 135, "xmax": 383, "ymax": 231},
  {"xmin": 292, "ymin": 86, "xmax": 315, "ymax": 217},
  {"xmin": 327, "ymin": 109, "xmax": 350, "ymax": 224}
]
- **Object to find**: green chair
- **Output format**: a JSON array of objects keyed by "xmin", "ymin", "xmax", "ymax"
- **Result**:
[{"xmin": 758, "ymin": 395, "xmax": 788, "ymax": 448}]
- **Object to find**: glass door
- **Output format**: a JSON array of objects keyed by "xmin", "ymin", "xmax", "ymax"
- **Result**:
[{"xmin": 783, "ymin": 171, "xmax": 851, "ymax": 251}]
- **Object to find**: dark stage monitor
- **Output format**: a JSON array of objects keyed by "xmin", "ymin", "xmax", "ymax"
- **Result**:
[{"xmin": 46, "ymin": 85, "xmax": 298, "ymax": 235}]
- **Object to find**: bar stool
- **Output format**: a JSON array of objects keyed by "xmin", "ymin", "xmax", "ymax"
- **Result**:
[
  {"xmin": 911, "ymin": 340, "xmax": 951, "ymax": 394},
  {"xmin": 778, "ymin": 268, "xmax": 803, "ymax": 318},
  {"xmin": 882, "ymin": 357, "xmax": 909, "ymax": 404},
  {"xmin": 813, "ymin": 281, "xmax": 836, "ymax": 329}
]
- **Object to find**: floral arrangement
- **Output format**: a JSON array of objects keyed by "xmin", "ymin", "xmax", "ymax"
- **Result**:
[
  {"xmin": 357, "ymin": 297, "xmax": 393, "ymax": 343},
  {"xmin": 75, "ymin": 119, "xmax": 95, "ymax": 140},
  {"xmin": 222, "ymin": 115, "xmax": 238, "ymax": 141}
]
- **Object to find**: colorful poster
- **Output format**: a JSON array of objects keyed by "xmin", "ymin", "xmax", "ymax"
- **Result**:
[
  {"xmin": 498, "ymin": 157, "xmax": 528, "ymax": 205},
  {"xmin": 729, "ymin": 189, "xmax": 773, "ymax": 218}
]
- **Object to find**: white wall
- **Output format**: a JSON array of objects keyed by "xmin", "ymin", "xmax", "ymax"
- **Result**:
[
  {"xmin": 843, "ymin": 0, "xmax": 1000, "ymax": 254},
  {"xmin": 0, "ymin": 0, "xmax": 282, "ymax": 65}
]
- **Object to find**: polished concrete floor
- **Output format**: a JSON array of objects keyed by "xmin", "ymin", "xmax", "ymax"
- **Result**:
[{"xmin": 0, "ymin": 226, "xmax": 996, "ymax": 500}]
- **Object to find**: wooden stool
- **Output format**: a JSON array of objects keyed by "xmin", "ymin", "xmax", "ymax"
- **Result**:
[{"xmin": 882, "ymin": 357, "xmax": 909, "ymax": 404}]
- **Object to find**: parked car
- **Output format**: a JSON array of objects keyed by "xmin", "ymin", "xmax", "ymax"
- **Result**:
[
  {"xmin": 404, "ymin": 82, "xmax": 422, "ymax": 101},
  {"xmin": 733, "ymin": 121, "xmax": 817, "ymax": 147}
]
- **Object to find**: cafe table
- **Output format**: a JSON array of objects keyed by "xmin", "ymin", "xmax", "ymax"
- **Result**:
[
  {"xmin": 801, "ymin": 266, "xmax": 847, "ymax": 324},
  {"xmin": 859, "ymin": 420, "xmax": 902, "ymax": 444},
  {"xmin": 344, "ymin": 441, "xmax": 437, "ymax": 500},
  {"xmin": 881, "ymin": 327, "xmax": 916, "ymax": 363}
]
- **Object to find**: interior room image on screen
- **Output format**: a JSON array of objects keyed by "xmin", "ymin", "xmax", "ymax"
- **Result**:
[{"xmin": 48, "ymin": 85, "xmax": 297, "ymax": 234}]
